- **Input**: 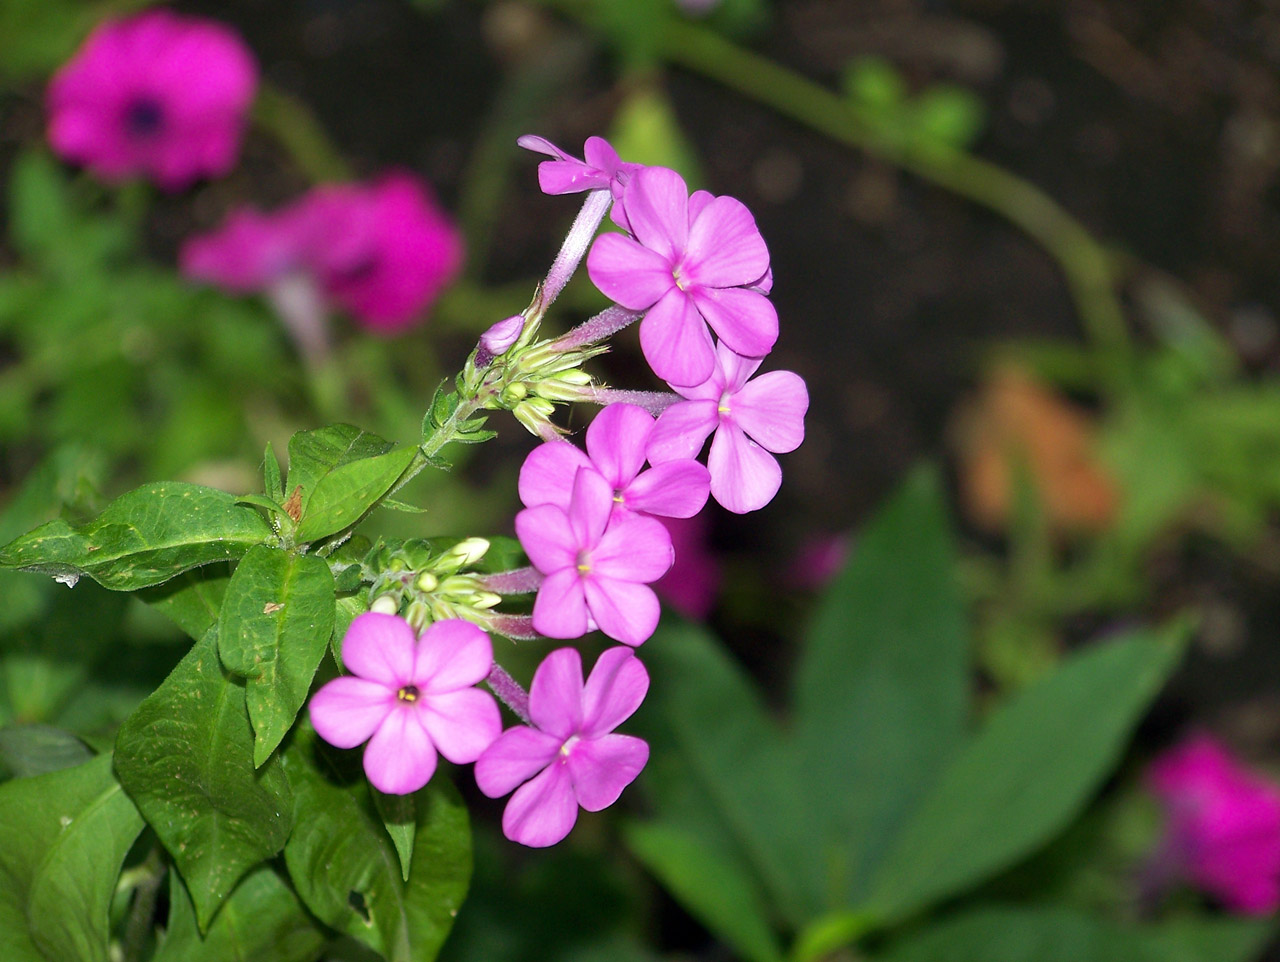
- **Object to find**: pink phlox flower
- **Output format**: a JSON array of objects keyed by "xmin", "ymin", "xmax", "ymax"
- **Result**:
[
  {"xmin": 647, "ymin": 341, "xmax": 807, "ymax": 514},
  {"xmin": 181, "ymin": 173, "xmax": 463, "ymax": 334},
  {"xmin": 475, "ymin": 646, "xmax": 650, "ymax": 847},
  {"xmin": 1147, "ymin": 734, "xmax": 1280, "ymax": 914},
  {"xmin": 519, "ymin": 402, "xmax": 710, "ymax": 520},
  {"xmin": 516, "ymin": 466, "xmax": 673, "ymax": 646},
  {"xmin": 654, "ymin": 515, "xmax": 721, "ymax": 620},
  {"xmin": 587, "ymin": 165, "xmax": 777, "ymax": 387},
  {"xmin": 47, "ymin": 10, "xmax": 257, "ymax": 190},
  {"xmin": 517, "ymin": 134, "xmax": 642, "ymax": 230},
  {"xmin": 309, "ymin": 614, "xmax": 501, "ymax": 795}
]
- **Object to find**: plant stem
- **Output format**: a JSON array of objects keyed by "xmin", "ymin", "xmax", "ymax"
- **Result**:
[{"xmin": 118, "ymin": 848, "xmax": 165, "ymax": 962}]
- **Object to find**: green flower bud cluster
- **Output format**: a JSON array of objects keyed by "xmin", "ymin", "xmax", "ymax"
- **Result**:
[{"xmin": 366, "ymin": 537, "xmax": 504, "ymax": 632}]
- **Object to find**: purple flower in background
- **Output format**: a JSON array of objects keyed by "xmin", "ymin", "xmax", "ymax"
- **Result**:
[
  {"xmin": 476, "ymin": 647, "xmax": 649, "ymax": 847},
  {"xmin": 588, "ymin": 166, "xmax": 777, "ymax": 387},
  {"xmin": 519, "ymin": 403, "xmax": 710, "ymax": 520},
  {"xmin": 654, "ymin": 515, "xmax": 721, "ymax": 620},
  {"xmin": 47, "ymin": 10, "xmax": 257, "ymax": 190},
  {"xmin": 516, "ymin": 467, "xmax": 673, "ymax": 646},
  {"xmin": 181, "ymin": 173, "xmax": 463, "ymax": 342},
  {"xmin": 1145, "ymin": 734, "xmax": 1280, "ymax": 914},
  {"xmin": 309, "ymin": 614, "xmax": 501, "ymax": 795},
  {"xmin": 648, "ymin": 342, "xmax": 808, "ymax": 513},
  {"xmin": 787, "ymin": 533, "xmax": 850, "ymax": 590}
]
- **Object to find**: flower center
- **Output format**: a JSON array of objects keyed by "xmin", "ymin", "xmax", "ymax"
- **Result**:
[
  {"xmin": 558, "ymin": 734, "xmax": 581, "ymax": 761},
  {"xmin": 124, "ymin": 98, "xmax": 165, "ymax": 138},
  {"xmin": 717, "ymin": 390, "xmax": 733, "ymax": 417},
  {"xmin": 576, "ymin": 548, "xmax": 592, "ymax": 576},
  {"xmin": 396, "ymin": 685, "xmax": 420, "ymax": 703}
]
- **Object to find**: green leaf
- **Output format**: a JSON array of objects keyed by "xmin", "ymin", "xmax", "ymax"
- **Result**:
[
  {"xmin": 0, "ymin": 753, "xmax": 144, "ymax": 962},
  {"xmin": 218, "ymin": 546, "xmax": 336, "ymax": 767},
  {"xmin": 0, "ymin": 482, "xmax": 275, "ymax": 591},
  {"xmin": 911, "ymin": 85, "xmax": 986, "ymax": 151},
  {"xmin": 137, "ymin": 563, "xmax": 232, "ymax": 641},
  {"xmin": 0, "ymin": 724, "xmax": 92, "ymax": 778},
  {"xmin": 792, "ymin": 467, "xmax": 969, "ymax": 904},
  {"xmin": 642, "ymin": 620, "xmax": 819, "ymax": 924},
  {"xmin": 842, "ymin": 56, "xmax": 908, "ymax": 112},
  {"xmin": 155, "ymin": 865, "xmax": 326, "ymax": 962},
  {"xmin": 625, "ymin": 822, "xmax": 783, "ymax": 962},
  {"xmin": 294, "ymin": 446, "xmax": 417, "ymax": 544},
  {"xmin": 286, "ymin": 424, "xmax": 395, "ymax": 514},
  {"xmin": 282, "ymin": 731, "xmax": 471, "ymax": 962},
  {"xmin": 866, "ymin": 624, "xmax": 1188, "ymax": 922},
  {"xmin": 374, "ymin": 788, "xmax": 418, "ymax": 882},
  {"xmin": 264, "ymin": 442, "xmax": 285, "ymax": 502},
  {"xmin": 114, "ymin": 628, "xmax": 294, "ymax": 930}
]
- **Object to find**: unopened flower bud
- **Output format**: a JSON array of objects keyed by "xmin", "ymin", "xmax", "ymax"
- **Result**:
[
  {"xmin": 513, "ymin": 397, "xmax": 559, "ymax": 439},
  {"xmin": 480, "ymin": 315, "xmax": 524, "ymax": 356},
  {"xmin": 448, "ymin": 537, "xmax": 490, "ymax": 566},
  {"xmin": 370, "ymin": 595, "xmax": 400, "ymax": 615},
  {"xmin": 501, "ymin": 382, "xmax": 529, "ymax": 404},
  {"xmin": 534, "ymin": 369, "xmax": 596, "ymax": 402},
  {"xmin": 414, "ymin": 571, "xmax": 439, "ymax": 593},
  {"xmin": 473, "ymin": 590, "xmax": 503, "ymax": 609}
]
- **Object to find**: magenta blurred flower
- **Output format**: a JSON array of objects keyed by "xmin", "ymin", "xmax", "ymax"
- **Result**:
[
  {"xmin": 181, "ymin": 173, "xmax": 463, "ymax": 337},
  {"xmin": 516, "ymin": 467, "xmax": 673, "ymax": 646},
  {"xmin": 475, "ymin": 646, "xmax": 649, "ymax": 847},
  {"xmin": 519, "ymin": 403, "xmax": 709, "ymax": 520},
  {"xmin": 309, "ymin": 614, "xmax": 501, "ymax": 795},
  {"xmin": 587, "ymin": 166, "xmax": 777, "ymax": 387},
  {"xmin": 788, "ymin": 533, "xmax": 850, "ymax": 590},
  {"xmin": 47, "ymin": 10, "xmax": 257, "ymax": 190},
  {"xmin": 648, "ymin": 342, "xmax": 808, "ymax": 513},
  {"xmin": 1146, "ymin": 734, "xmax": 1280, "ymax": 914},
  {"xmin": 654, "ymin": 515, "xmax": 720, "ymax": 620}
]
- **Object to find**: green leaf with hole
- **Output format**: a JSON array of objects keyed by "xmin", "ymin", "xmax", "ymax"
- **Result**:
[
  {"xmin": 0, "ymin": 482, "xmax": 274, "ymax": 591},
  {"xmin": 866, "ymin": 624, "xmax": 1187, "ymax": 923},
  {"xmin": 115, "ymin": 628, "xmax": 293, "ymax": 931},
  {"xmin": 218, "ymin": 546, "xmax": 336, "ymax": 767},
  {"xmin": 282, "ymin": 731, "xmax": 470, "ymax": 962},
  {"xmin": 0, "ymin": 753, "xmax": 144, "ymax": 962},
  {"xmin": 294, "ymin": 446, "xmax": 417, "ymax": 544},
  {"xmin": 155, "ymin": 865, "xmax": 326, "ymax": 962}
]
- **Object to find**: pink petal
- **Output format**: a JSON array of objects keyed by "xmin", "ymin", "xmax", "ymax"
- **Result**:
[
  {"xmin": 528, "ymin": 647, "xmax": 585, "ymax": 737},
  {"xmin": 502, "ymin": 762, "xmax": 579, "ymax": 847},
  {"xmin": 731, "ymin": 370, "xmax": 809, "ymax": 453},
  {"xmin": 363, "ymin": 708, "xmax": 437, "ymax": 795},
  {"xmin": 714, "ymin": 340, "xmax": 765, "ymax": 392},
  {"xmin": 475, "ymin": 726, "xmax": 562, "ymax": 798},
  {"xmin": 339, "ymin": 612, "xmax": 417, "ymax": 686},
  {"xmin": 419, "ymin": 688, "xmax": 501, "ymax": 764},
  {"xmin": 580, "ymin": 647, "xmax": 649, "ymax": 737},
  {"xmin": 582, "ymin": 136, "xmax": 621, "ymax": 175},
  {"xmin": 624, "ymin": 166, "xmax": 691, "ymax": 260},
  {"xmin": 686, "ymin": 195, "xmax": 770, "ymax": 289},
  {"xmin": 518, "ymin": 441, "xmax": 593, "ymax": 510},
  {"xmin": 531, "ymin": 568, "xmax": 589, "ymax": 640},
  {"xmin": 584, "ymin": 577, "xmax": 662, "ymax": 647},
  {"xmin": 309, "ymin": 676, "xmax": 394, "ymax": 749},
  {"xmin": 567, "ymin": 733, "xmax": 649, "ymax": 811},
  {"xmin": 516, "ymin": 504, "xmax": 579, "ymax": 573},
  {"xmin": 568, "ymin": 467, "xmax": 613, "ymax": 549},
  {"xmin": 587, "ymin": 233, "xmax": 674, "ymax": 310},
  {"xmin": 517, "ymin": 134, "xmax": 573, "ymax": 161},
  {"xmin": 639, "ymin": 289, "xmax": 716, "ymax": 388},
  {"xmin": 690, "ymin": 286, "xmax": 778, "ymax": 359},
  {"xmin": 625, "ymin": 460, "xmax": 711, "ymax": 518},
  {"xmin": 708, "ymin": 422, "xmax": 783, "ymax": 514},
  {"xmin": 537, "ymin": 159, "xmax": 608, "ymax": 195},
  {"xmin": 413, "ymin": 619, "xmax": 493, "ymax": 691},
  {"xmin": 646, "ymin": 399, "xmax": 718, "ymax": 464},
  {"xmin": 586, "ymin": 403, "xmax": 654, "ymax": 490},
  {"xmin": 593, "ymin": 514, "xmax": 673, "ymax": 583},
  {"xmin": 687, "ymin": 190, "xmax": 715, "ymax": 223}
]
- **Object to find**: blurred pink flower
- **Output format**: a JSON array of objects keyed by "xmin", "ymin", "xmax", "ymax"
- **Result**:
[
  {"xmin": 181, "ymin": 173, "xmax": 463, "ymax": 347},
  {"xmin": 788, "ymin": 533, "xmax": 849, "ymax": 590},
  {"xmin": 654, "ymin": 515, "xmax": 720, "ymax": 620},
  {"xmin": 1146, "ymin": 734, "xmax": 1280, "ymax": 914},
  {"xmin": 47, "ymin": 10, "xmax": 257, "ymax": 190}
]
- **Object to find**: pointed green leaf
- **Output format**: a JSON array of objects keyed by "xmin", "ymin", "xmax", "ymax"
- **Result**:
[
  {"xmin": 137, "ymin": 563, "xmax": 232, "ymax": 640},
  {"xmin": 374, "ymin": 788, "xmax": 418, "ymax": 882},
  {"xmin": 286, "ymin": 424, "xmax": 395, "ymax": 513},
  {"xmin": 115, "ymin": 629, "xmax": 294, "ymax": 930},
  {"xmin": 0, "ymin": 482, "xmax": 274, "ymax": 590},
  {"xmin": 155, "ymin": 865, "xmax": 326, "ymax": 962},
  {"xmin": 282, "ymin": 732, "xmax": 470, "ymax": 962},
  {"xmin": 792, "ymin": 467, "xmax": 969, "ymax": 904},
  {"xmin": 218, "ymin": 546, "xmax": 336, "ymax": 766},
  {"xmin": 264, "ymin": 442, "xmax": 284, "ymax": 502},
  {"xmin": 867, "ymin": 624, "xmax": 1188, "ymax": 922},
  {"xmin": 294, "ymin": 446, "xmax": 417, "ymax": 544},
  {"xmin": 0, "ymin": 754, "xmax": 144, "ymax": 962}
]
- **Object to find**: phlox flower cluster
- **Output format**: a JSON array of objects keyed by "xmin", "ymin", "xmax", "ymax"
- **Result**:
[
  {"xmin": 1144, "ymin": 734, "xmax": 1280, "ymax": 915},
  {"xmin": 312, "ymin": 133, "xmax": 808, "ymax": 850}
]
